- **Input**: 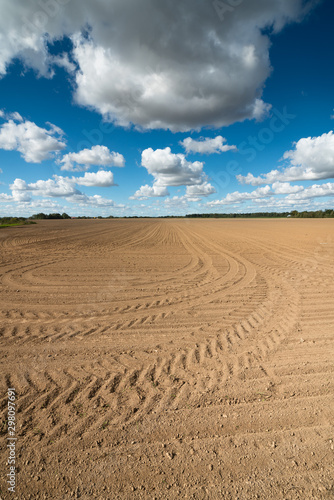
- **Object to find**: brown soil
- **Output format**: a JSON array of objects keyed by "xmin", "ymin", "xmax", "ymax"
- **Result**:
[{"xmin": 0, "ymin": 218, "xmax": 333, "ymax": 499}]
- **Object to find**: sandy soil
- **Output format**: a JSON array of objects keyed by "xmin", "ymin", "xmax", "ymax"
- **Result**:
[{"xmin": 0, "ymin": 218, "xmax": 333, "ymax": 499}]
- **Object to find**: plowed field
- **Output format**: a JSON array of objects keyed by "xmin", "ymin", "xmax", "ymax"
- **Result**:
[{"xmin": 0, "ymin": 218, "xmax": 333, "ymax": 499}]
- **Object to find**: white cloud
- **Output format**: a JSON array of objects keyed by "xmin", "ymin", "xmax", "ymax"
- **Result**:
[
  {"xmin": 51, "ymin": 53, "xmax": 76, "ymax": 73},
  {"xmin": 141, "ymin": 147, "xmax": 205, "ymax": 187},
  {"xmin": 237, "ymin": 172, "xmax": 274, "ymax": 186},
  {"xmin": 25, "ymin": 200, "xmax": 64, "ymax": 210},
  {"xmin": 272, "ymin": 182, "xmax": 304, "ymax": 194},
  {"xmin": 0, "ymin": 116, "xmax": 66, "ymax": 163},
  {"xmin": 59, "ymin": 145, "xmax": 125, "ymax": 171},
  {"xmin": 10, "ymin": 171, "xmax": 117, "ymax": 198},
  {"xmin": 205, "ymin": 180, "xmax": 334, "ymax": 212},
  {"xmin": 0, "ymin": 193, "xmax": 12, "ymax": 201},
  {"xmin": 164, "ymin": 196, "xmax": 189, "ymax": 208},
  {"xmin": 0, "ymin": 0, "xmax": 318, "ymax": 131},
  {"xmin": 181, "ymin": 136, "xmax": 237, "ymax": 155},
  {"xmin": 0, "ymin": 199, "xmax": 68, "ymax": 217},
  {"xmin": 8, "ymin": 179, "xmax": 33, "ymax": 202},
  {"xmin": 9, "ymin": 171, "xmax": 119, "ymax": 210},
  {"xmin": 10, "ymin": 176, "xmax": 78, "ymax": 198},
  {"xmin": 207, "ymin": 185, "xmax": 272, "ymax": 206},
  {"xmin": 285, "ymin": 182, "xmax": 334, "ymax": 201},
  {"xmin": 6, "ymin": 171, "xmax": 117, "ymax": 211},
  {"xmin": 71, "ymin": 18, "xmax": 273, "ymax": 131},
  {"xmin": 68, "ymin": 193, "xmax": 123, "ymax": 207},
  {"xmin": 75, "ymin": 170, "xmax": 115, "ymax": 187},
  {"xmin": 132, "ymin": 147, "xmax": 217, "ymax": 200},
  {"xmin": 238, "ymin": 131, "xmax": 334, "ymax": 185},
  {"xmin": 130, "ymin": 185, "xmax": 169, "ymax": 200},
  {"xmin": 251, "ymin": 98, "xmax": 272, "ymax": 121},
  {"xmin": 251, "ymin": 198, "xmax": 311, "ymax": 209},
  {"xmin": 10, "ymin": 178, "xmax": 28, "ymax": 191},
  {"xmin": 0, "ymin": 111, "xmax": 24, "ymax": 122},
  {"xmin": 282, "ymin": 131, "xmax": 334, "ymax": 178},
  {"xmin": 11, "ymin": 190, "xmax": 32, "ymax": 203},
  {"xmin": 185, "ymin": 182, "xmax": 216, "ymax": 199}
]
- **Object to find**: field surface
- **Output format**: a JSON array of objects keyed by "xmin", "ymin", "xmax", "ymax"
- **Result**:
[{"xmin": 0, "ymin": 218, "xmax": 333, "ymax": 499}]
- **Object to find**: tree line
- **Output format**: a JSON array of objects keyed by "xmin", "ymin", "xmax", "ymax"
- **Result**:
[
  {"xmin": 1, "ymin": 209, "xmax": 334, "ymax": 223},
  {"xmin": 185, "ymin": 210, "xmax": 334, "ymax": 218},
  {"xmin": 30, "ymin": 213, "xmax": 71, "ymax": 219}
]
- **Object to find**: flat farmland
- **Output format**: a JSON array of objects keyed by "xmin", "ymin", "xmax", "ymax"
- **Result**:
[{"xmin": 0, "ymin": 219, "xmax": 333, "ymax": 499}]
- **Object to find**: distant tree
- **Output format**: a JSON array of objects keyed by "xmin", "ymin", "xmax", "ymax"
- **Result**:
[{"xmin": 31, "ymin": 213, "xmax": 46, "ymax": 219}]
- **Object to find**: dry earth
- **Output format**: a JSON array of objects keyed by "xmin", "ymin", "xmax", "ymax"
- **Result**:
[{"xmin": 0, "ymin": 218, "xmax": 333, "ymax": 499}]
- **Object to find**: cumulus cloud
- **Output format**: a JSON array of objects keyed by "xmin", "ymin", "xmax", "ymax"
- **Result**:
[
  {"xmin": 10, "ymin": 178, "xmax": 122, "ymax": 206},
  {"xmin": 130, "ymin": 185, "xmax": 169, "ymax": 200},
  {"xmin": 251, "ymin": 198, "xmax": 311, "ymax": 209},
  {"xmin": 0, "ymin": 115, "xmax": 66, "ymax": 163},
  {"xmin": 0, "ymin": 0, "xmax": 318, "ymax": 131},
  {"xmin": 181, "ymin": 136, "xmax": 237, "ymax": 155},
  {"xmin": 24, "ymin": 200, "xmax": 64, "ymax": 210},
  {"xmin": 71, "ymin": 11, "xmax": 274, "ymax": 131},
  {"xmin": 59, "ymin": 145, "xmax": 125, "ymax": 171},
  {"xmin": 185, "ymin": 182, "xmax": 216, "ymax": 199},
  {"xmin": 10, "ymin": 176, "xmax": 78, "ymax": 198},
  {"xmin": 141, "ymin": 147, "xmax": 205, "ymax": 187},
  {"xmin": 11, "ymin": 190, "xmax": 32, "ymax": 203},
  {"xmin": 206, "ymin": 181, "xmax": 334, "ymax": 211},
  {"xmin": 207, "ymin": 185, "xmax": 272, "ymax": 206},
  {"xmin": 281, "ymin": 131, "xmax": 334, "ymax": 178},
  {"xmin": 0, "ymin": 193, "xmax": 13, "ymax": 201},
  {"xmin": 132, "ymin": 147, "xmax": 217, "ymax": 201},
  {"xmin": 272, "ymin": 182, "xmax": 304, "ymax": 195},
  {"xmin": 9, "ymin": 171, "xmax": 117, "ymax": 202},
  {"xmin": 285, "ymin": 182, "xmax": 334, "ymax": 201},
  {"xmin": 164, "ymin": 196, "xmax": 189, "ymax": 209},
  {"xmin": 68, "ymin": 193, "xmax": 124, "ymax": 207},
  {"xmin": 75, "ymin": 170, "xmax": 115, "ymax": 187},
  {"xmin": 238, "ymin": 131, "xmax": 334, "ymax": 185},
  {"xmin": 10, "ymin": 178, "xmax": 28, "ymax": 191}
]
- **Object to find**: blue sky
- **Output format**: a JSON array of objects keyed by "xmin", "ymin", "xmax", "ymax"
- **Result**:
[{"xmin": 0, "ymin": 0, "xmax": 333, "ymax": 216}]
